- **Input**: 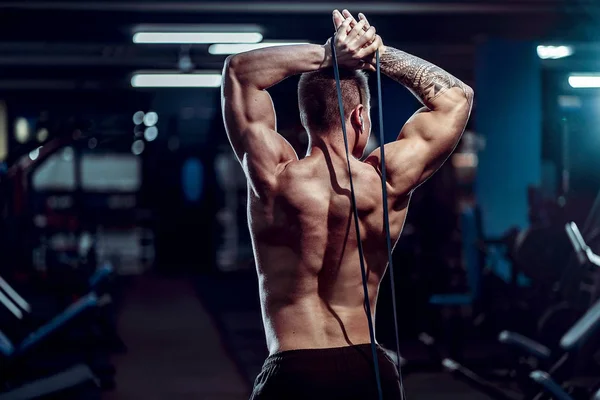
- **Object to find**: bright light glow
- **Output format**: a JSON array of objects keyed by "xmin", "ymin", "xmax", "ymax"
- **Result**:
[
  {"xmin": 133, "ymin": 32, "xmax": 262, "ymax": 44},
  {"xmin": 132, "ymin": 140, "xmax": 145, "ymax": 155},
  {"xmin": 568, "ymin": 75, "xmax": 600, "ymax": 88},
  {"xmin": 133, "ymin": 111, "xmax": 145, "ymax": 125},
  {"xmin": 452, "ymin": 153, "xmax": 478, "ymax": 168},
  {"xmin": 131, "ymin": 73, "xmax": 222, "ymax": 88},
  {"xmin": 209, "ymin": 42, "xmax": 310, "ymax": 55},
  {"xmin": 537, "ymin": 45, "xmax": 574, "ymax": 60},
  {"xmin": 557, "ymin": 95, "xmax": 582, "ymax": 109},
  {"xmin": 14, "ymin": 117, "xmax": 30, "ymax": 143},
  {"xmin": 29, "ymin": 146, "xmax": 41, "ymax": 161},
  {"xmin": 143, "ymin": 112, "xmax": 158, "ymax": 127},
  {"xmin": 144, "ymin": 127, "xmax": 158, "ymax": 142},
  {"xmin": 36, "ymin": 128, "xmax": 49, "ymax": 142}
]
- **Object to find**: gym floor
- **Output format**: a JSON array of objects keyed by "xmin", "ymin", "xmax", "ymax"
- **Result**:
[{"xmin": 103, "ymin": 274, "xmax": 492, "ymax": 400}]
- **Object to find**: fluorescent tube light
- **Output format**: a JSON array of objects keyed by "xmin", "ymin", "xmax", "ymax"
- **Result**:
[
  {"xmin": 209, "ymin": 42, "xmax": 310, "ymax": 55},
  {"xmin": 133, "ymin": 32, "xmax": 263, "ymax": 44},
  {"xmin": 131, "ymin": 73, "xmax": 222, "ymax": 88},
  {"xmin": 537, "ymin": 45, "xmax": 574, "ymax": 60},
  {"xmin": 568, "ymin": 75, "xmax": 600, "ymax": 89}
]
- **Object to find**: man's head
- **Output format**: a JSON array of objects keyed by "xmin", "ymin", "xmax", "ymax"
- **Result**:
[{"xmin": 298, "ymin": 68, "xmax": 371, "ymax": 158}]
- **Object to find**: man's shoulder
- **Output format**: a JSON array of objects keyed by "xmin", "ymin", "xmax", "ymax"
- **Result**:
[
  {"xmin": 276, "ymin": 157, "xmax": 315, "ymax": 181},
  {"xmin": 273, "ymin": 158, "xmax": 328, "ymax": 197}
]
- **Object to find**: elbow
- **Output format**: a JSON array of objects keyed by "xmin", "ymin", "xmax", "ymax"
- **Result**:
[
  {"xmin": 437, "ymin": 85, "xmax": 474, "ymax": 113},
  {"xmin": 224, "ymin": 55, "xmax": 249, "ymax": 85},
  {"xmin": 223, "ymin": 55, "xmax": 237, "ymax": 74},
  {"xmin": 224, "ymin": 55, "xmax": 242, "ymax": 77},
  {"xmin": 224, "ymin": 54, "xmax": 246, "ymax": 74},
  {"xmin": 223, "ymin": 55, "xmax": 242, "ymax": 86},
  {"xmin": 449, "ymin": 85, "xmax": 474, "ymax": 116},
  {"xmin": 462, "ymin": 85, "xmax": 474, "ymax": 109},
  {"xmin": 224, "ymin": 55, "xmax": 236, "ymax": 69}
]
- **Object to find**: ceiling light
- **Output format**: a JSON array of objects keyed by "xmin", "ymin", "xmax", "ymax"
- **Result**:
[
  {"xmin": 537, "ymin": 45, "xmax": 574, "ymax": 60},
  {"xmin": 132, "ymin": 140, "xmax": 145, "ymax": 155},
  {"xmin": 143, "ymin": 112, "xmax": 159, "ymax": 127},
  {"xmin": 133, "ymin": 32, "xmax": 263, "ymax": 44},
  {"xmin": 557, "ymin": 95, "xmax": 582, "ymax": 109},
  {"xmin": 133, "ymin": 111, "xmax": 145, "ymax": 125},
  {"xmin": 209, "ymin": 42, "xmax": 310, "ymax": 55},
  {"xmin": 131, "ymin": 73, "xmax": 222, "ymax": 88},
  {"xmin": 14, "ymin": 117, "xmax": 30, "ymax": 143},
  {"xmin": 568, "ymin": 75, "xmax": 600, "ymax": 88},
  {"xmin": 144, "ymin": 127, "xmax": 158, "ymax": 142},
  {"xmin": 36, "ymin": 128, "xmax": 49, "ymax": 142}
]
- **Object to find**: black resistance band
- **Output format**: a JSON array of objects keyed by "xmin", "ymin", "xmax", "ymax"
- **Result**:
[
  {"xmin": 376, "ymin": 47, "xmax": 407, "ymax": 400},
  {"xmin": 330, "ymin": 37, "xmax": 406, "ymax": 400}
]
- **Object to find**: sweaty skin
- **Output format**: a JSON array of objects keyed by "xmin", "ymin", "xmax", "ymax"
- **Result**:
[{"xmin": 221, "ymin": 15, "xmax": 473, "ymax": 355}]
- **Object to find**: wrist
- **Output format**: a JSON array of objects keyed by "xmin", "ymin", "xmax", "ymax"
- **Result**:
[
  {"xmin": 319, "ymin": 43, "xmax": 333, "ymax": 69},
  {"xmin": 379, "ymin": 44, "xmax": 387, "ymax": 57}
]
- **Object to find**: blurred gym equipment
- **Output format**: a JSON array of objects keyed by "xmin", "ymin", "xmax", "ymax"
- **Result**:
[{"xmin": 442, "ymin": 218, "xmax": 600, "ymax": 399}]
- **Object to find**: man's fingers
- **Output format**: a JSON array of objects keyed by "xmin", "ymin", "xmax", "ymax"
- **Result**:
[
  {"xmin": 332, "ymin": 9, "xmax": 344, "ymax": 30},
  {"xmin": 356, "ymin": 35, "xmax": 381, "ymax": 60},
  {"xmin": 356, "ymin": 25, "xmax": 376, "ymax": 49},
  {"xmin": 342, "ymin": 9, "xmax": 354, "ymax": 20},
  {"xmin": 343, "ymin": 10, "xmax": 370, "ymax": 32},
  {"xmin": 348, "ymin": 19, "xmax": 367, "ymax": 42},
  {"xmin": 358, "ymin": 13, "xmax": 371, "ymax": 29},
  {"xmin": 336, "ymin": 18, "xmax": 353, "ymax": 41},
  {"xmin": 362, "ymin": 63, "xmax": 376, "ymax": 72},
  {"xmin": 341, "ymin": 9, "xmax": 360, "ymax": 33}
]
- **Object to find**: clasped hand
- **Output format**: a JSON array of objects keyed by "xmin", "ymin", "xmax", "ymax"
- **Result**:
[{"xmin": 326, "ymin": 9, "xmax": 384, "ymax": 72}]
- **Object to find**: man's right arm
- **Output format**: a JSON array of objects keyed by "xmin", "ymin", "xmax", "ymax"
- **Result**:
[{"xmin": 365, "ymin": 44, "xmax": 474, "ymax": 203}]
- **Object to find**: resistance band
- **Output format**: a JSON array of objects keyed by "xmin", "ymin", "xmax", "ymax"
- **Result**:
[{"xmin": 330, "ymin": 36, "xmax": 406, "ymax": 400}]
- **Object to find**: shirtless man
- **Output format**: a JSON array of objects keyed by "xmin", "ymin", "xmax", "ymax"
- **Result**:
[{"xmin": 221, "ymin": 9, "xmax": 474, "ymax": 399}]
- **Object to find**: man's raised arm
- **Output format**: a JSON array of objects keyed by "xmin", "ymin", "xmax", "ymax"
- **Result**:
[
  {"xmin": 222, "ymin": 44, "xmax": 328, "ymax": 159},
  {"xmin": 222, "ymin": 17, "xmax": 379, "ymax": 196},
  {"xmin": 372, "ymin": 38, "xmax": 473, "ymax": 197},
  {"xmin": 344, "ymin": 11, "xmax": 473, "ymax": 200},
  {"xmin": 221, "ymin": 43, "xmax": 332, "ymax": 195},
  {"xmin": 379, "ymin": 46, "xmax": 474, "ymax": 111}
]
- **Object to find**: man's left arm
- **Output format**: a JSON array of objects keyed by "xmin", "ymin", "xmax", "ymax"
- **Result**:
[{"xmin": 221, "ymin": 44, "xmax": 330, "ymax": 197}]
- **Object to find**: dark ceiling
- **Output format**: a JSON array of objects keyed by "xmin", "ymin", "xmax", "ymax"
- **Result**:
[{"xmin": 0, "ymin": 0, "xmax": 598, "ymax": 90}]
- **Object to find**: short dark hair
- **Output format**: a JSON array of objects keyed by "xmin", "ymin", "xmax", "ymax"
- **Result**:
[{"xmin": 298, "ymin": 68, "xmax": 370, "ymax": 134}]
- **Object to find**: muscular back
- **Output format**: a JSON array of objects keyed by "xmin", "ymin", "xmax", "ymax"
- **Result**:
[
  {"xmin": 220, "ymin": 41, "xmax": 472, "ymax": 356},
  {"xmin": 249, "ymin": 153, "xmax": 408, "ymax": 355}
]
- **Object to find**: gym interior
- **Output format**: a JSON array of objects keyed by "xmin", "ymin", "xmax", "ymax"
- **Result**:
[{"xmin": 0, "ymin": 1, "xmax": 600, "ymax": 399}]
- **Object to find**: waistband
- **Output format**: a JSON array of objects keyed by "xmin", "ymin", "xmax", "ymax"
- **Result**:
[{"xmin": 263, "ymin": 343, "xmax": 390, "ymax": 368}]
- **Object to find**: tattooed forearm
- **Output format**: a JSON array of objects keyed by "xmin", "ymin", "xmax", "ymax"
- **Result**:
[{"xmin": 380, "ymin": 46, "xmax": 473, "ymax": 108}]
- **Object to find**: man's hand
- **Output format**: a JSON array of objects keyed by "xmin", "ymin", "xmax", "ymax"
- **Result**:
[
  {"xmin": 326, "ymin": 9, "xmax": 381, "ymax": 71},
  {"xmin": 332, "ymin": 9, "xmax": 386, "ymax": 68}
]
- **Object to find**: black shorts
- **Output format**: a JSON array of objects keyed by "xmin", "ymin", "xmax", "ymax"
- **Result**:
[{"xmin": 250, "ymin": 344, "xmax": 403, "ymax": 400}]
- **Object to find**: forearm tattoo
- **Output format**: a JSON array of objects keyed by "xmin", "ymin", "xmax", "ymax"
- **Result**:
[{"xmin": 380, "ymin": 46, "xmax": 473, "ymax": 107}]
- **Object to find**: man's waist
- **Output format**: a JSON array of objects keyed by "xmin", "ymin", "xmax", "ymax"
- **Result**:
[{"xmin": 265, "ymin": 343, "xmax": 389, "ymax": 365}]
